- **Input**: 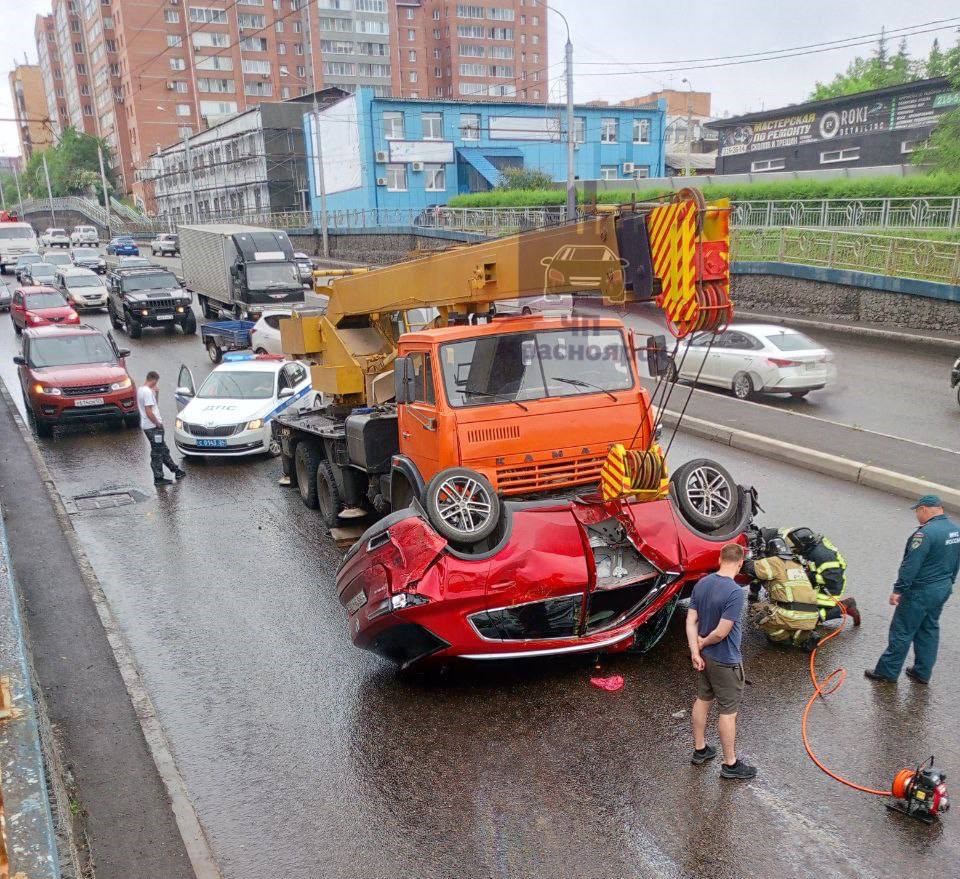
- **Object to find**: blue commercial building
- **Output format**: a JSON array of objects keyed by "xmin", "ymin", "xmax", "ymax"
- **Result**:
[{"xmin": 304, "ymin": 87, "xmax": 665, "ymax": 217}]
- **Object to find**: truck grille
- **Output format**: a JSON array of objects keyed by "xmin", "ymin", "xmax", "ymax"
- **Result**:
[
  {"xmin": 495, "ymin": 452, "xmax": 608, "ymax": 495},
  {"xmin": 63, "ymin": 383, "xmax": 112, "ymax": 396},
  {"xmin": 143, "ymin": 298, "xmax": 178, "ymax": 310},
  {"xmin": 182, "ymin": 422, "xmax": 244, "ymax": 438}
]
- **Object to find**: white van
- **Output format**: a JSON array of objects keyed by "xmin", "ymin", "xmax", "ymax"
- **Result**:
[{"xmin": 0, "ymin": 223, "xmax": 40, "ymax": 274}]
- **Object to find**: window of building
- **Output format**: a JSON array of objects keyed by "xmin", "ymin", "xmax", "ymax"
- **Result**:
[
  {"xmin": 296, "ymin": 65, "xmax": 306, "ymax": 77},
  {"xmin": 240, "ymin": 37, "xmax": 269, "ymax": 51},
  {"xmin": 459, "ymin": 43, "xmax": 485, "ymax": 57},
  {"xmin": 750, "ymin": 158, "xmax": 786, "ymax": 172},
  {"xmin": 323, "ymin": 60, "xmax": 355, "ymax": 76},
  {"xmin": 189, "ymin": 6, "xmax": 228, "ymax": 24},
  {"xmin": 238, "ymin": 13, "xmax": 265, "ymax": 28},
  {"xmin": 532, "ymin": 15, "xmax": 539, "ymax": 24},
  {"xmin": 489, "ymin": 46, "xmax": 514, "ymax": 59},
  {"xmin": 600, "ymin": 165, "xmax": 618, "ymax": 180},
  {"xmin": 198, "ymin": 78, "xmax": 235, "ymax": 93},
  {"xmin": 172, "ymin": 81, "xmax": 188, "ymax": 93},
  {"xmin": 632, "ymin": 118, "xmax": 649, "ymax": 144},
  {"xmin": 434, "ymin": 48, "xmax": 441, "ymax": 59},
  {"xmin": 386, "ymin": 163, "xmax": 407, "ymax": 191},
  {"xmin": 457, "ymin": 4, "xmax": 485, "ymax": 18},
  {"xmin": 356, "ymin": 0, "xmax": 387, "ymax": 10},
  {"xmin": 600, "ymin": 118, "xmax": 618, "ymax": 143},
  {"xmin": 245, "ymin": 81, "xmax": 273, "ymax": 96},
  {"xmin": 634, "ymin": 166, "xmax": 650, "ymax": 178},
  {"xmin": 278, "ymin": 43, "xmax": 286, "ymax": 54},
  {"xmin": 408, "ymin": 70, "xmax": 417, "ymax": 82},
  {"xmin": 573, "ymin": 116, "xmax": 585, "ymax": 143},
  {"xmin": 169, "ymin": 58, "xmax": 186, "ymax": 71},
  {"xmin": 192, "ymin": 32, "xmax": 229, "ymax": 48},
  {"xmin": 531, "ymin": 33, "xmax": 539, "ymax": 44},
  {"xmin": 199, "ymin": 100, "xmax": 239, "ymax": 116},
  {"xmin": 279, "ymin": 64, "xmax": 289, "ymax": 75},
  {"xmin": 164, "ymin": 10, "xmax": 180, "ymax": 23},
  {"xmin": 424, "ymin": 163, "xmax": 445, "ymax": 191},
  {"xmin": 242, "ymin": 59, "xmax": 271, "ymax": 74},
  {"xmin": 406, "ymin": 7, "xmax": 414, "ymax": 18},
  {"xmin": 407, "ymin": 28, "xmax": 415, "ymax": 40},
  {"xmin": 433, "ymin": 8, "xmax": 441, "ymax": 19},
  {"xmin": 319, "ymin": 17, "xmax": 354, "ymax": 31},
  {"xmin": 275, "ymin": 20, "xmax": 283, "ymax": 32},
  {"xmin": 293, "ymin": 43, "xmax": 303, "ymax": 54},
  {"xmin": 408, "ymin": 49, "xmax": 416, "ymax": 61},
  {"xmin": 489, "ymin": 27, "xmax": 513, "ymax": 40},
  {"xmin": 460, "ymin": 112, "xmax": 480, "ymax": 140},
  {"xmin": 281, "ymin": 86, "xmax": 290, "ymax": 99},
  {"xmin": 460, "ymin": 63, "xmax": 485, "ymax": 77},
  {"xmin": 178, "ymin": 126, "xmax": 194, "ymax": 138},
  {"xmin": 457, "ymin": 24, "xmax": 484, "ymax": 38},
  {"xmin": 901, "ymin": 139, "xmax": 927, "ymax": 154},
  {"xmin": 819, "ymin": 147, "xmax": 860, "ymax": 164},
  {"xmin": 422, "ymin": 112, "xmax": 442, "ymax": 139},
  {"xmin": 383, "ymin": 110, "xmax": 404, "ymax": 139},
  {"xmin": 175, "ymin": 103, "xmax": 191, "ymax": 116},
  {"xmin": 490, "ymin": 65, "xmax": 513, "ymax": 78},
  {"xmin": 434, "ymin": 66, "xmax": 442, "ymax": 77},
  {"xmin": 293, "ymin": 20, "xmax": 302, "ymax": 33}
]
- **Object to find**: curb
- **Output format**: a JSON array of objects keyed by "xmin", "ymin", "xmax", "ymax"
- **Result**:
[
  {"xmin": 735, "ymin": 310, "xmax": 960, "ymax": 351},
  {"xmin": 0, "ymin": 380, "xmax": 222, "ymax": 879},
  {"xmin": 661, "ymin": 410, "xmax": 960, "ymax": 514}
]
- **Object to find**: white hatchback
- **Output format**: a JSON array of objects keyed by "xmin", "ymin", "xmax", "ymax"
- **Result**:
[
  {"xmin": 249, "ymin": 305, "xmax": 328, "ymax": 355},
  {"xmin": 173, "ymin": 355, "xmax": 319, "ymax": 457},
  {"xmin": 674, "ymin": 324, "xmax": 836, "ymax": 400}
]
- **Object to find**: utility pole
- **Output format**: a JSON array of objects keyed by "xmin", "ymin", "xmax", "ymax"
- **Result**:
[
  {"xmin": 301, "ymin": 0, "xmax": 328, "ymax": 257},
  {"xmin": 41, "ymin": 152, "xmax": 55, "ymax": 226},
  {"xmin": 97, "ymin": 145, "xmax": 112, "ymax": 240},
  {"xmin": 0, "ymin": 177, "xmax": 6, "ymax": 211},
  {"xmin": 12, "ymin": 164, "xmax": 23, "ymax": 210},
  {"xmin": 682, "ymin": 78, "xmax": 693, "ymax": 179},
  {"xmin": 550, "ymin": 7, "xmax": 575, "ymax": 222},
  {"xmin": 184, "ymin": 136, "xmax": 199, "ymax": 221}
]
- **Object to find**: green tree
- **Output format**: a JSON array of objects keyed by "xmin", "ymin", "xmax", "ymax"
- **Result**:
[
  {"xmin": 926, "ymin": 39, "xmax": 946, "ymax": 78},
  {"xmin": 496, "ymin": 166, "xmax": 554, "ymax": 190},
  {"xmin": 21, "ymin": 127, "xmax": 116, "ymax": 200},
  {"xmin": 808, "ymin": 32, "xmax": 921, "ymax": 100}
]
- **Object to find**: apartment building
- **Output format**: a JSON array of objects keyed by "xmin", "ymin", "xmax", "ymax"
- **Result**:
[
  {"xmin": 8, "ymin": 65, "xmax": 55, "ymax": 158},
  {"xmin": 34, "ymin": 15, "xmax": 69, "ymax": 138},
  {"xmin": 52, "ymin": 0, "xmax": 97, "ymax": 136},
  {"xmin": 391, "ymin": 1, "xmax": 547, "ymax": 101}
]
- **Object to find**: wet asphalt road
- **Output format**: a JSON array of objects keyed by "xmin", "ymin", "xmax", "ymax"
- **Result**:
[{"xmin": 1, "ymin": 258, "xmax": 958, "ymax": 877}]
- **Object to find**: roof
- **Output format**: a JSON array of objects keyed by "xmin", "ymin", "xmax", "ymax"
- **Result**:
[
  {"xmin": 360, "ymin": 88, "xmax": 661, "ymax": 114},
  {"xmin": 402, "ymin": 315, "xmax": 627, "ymax": 345},
  {"xmin": 18, "ymin": 285, "xmax": 57, "ymax": 293},
  {"xmin": 24, "ymin": 324, "xmax": 101, "ymax": 338},
  {"xmin": 708, "ymin": 75, "xmax": 952, "ymax": 127},
  {"xmin": 665, "ymin": 151, "xmax": 717, "ymax": 170}
]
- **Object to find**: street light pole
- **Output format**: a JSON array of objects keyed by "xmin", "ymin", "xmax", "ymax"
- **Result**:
[
  {"xmin": 550, "ymin": 7, "xmax": 576, "ymax": 222},
  {"xmin": 682, "ymin": 78, "xmax": 693, "ymax": 179},
  {"xmin": 184, "ymin": 136, "xmax": 199, "ymax": 221},
  {"xmin": 301, "ymin": 0, "xmax": 329, "ymax": 257},
  {"xmin": 41, "ymin": 152, "xmax": 55, "ymax": 225},
  {"xmin": 97, "ymin": 145, "xmax": 112, "ymax": 240},
  {"xmin": 11, "ymin": 164, "xmax": 23, "ymax": 211}
]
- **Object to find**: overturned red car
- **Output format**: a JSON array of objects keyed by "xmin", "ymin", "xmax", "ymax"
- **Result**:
[{"xmin": 336, "ymin": 458, "xmax": 758, "ymax": 669}]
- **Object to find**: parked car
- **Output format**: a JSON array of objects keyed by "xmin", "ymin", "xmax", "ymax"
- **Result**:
[
  {"xmin": 39, "ymin": 227, "xmax": 70, "ymax": 248},
  {"xmin": 13, "ymin": 324, "xmax": 137, "ymax": 437},
  {"xmin": 671, "ymin": 324, "xmax": 836, "ymax": 400},
  {"xmin": 105, "ymin": 236, "xmax": 139, "ymax": 256},
  {"xmin": 54, "ymin": 267, "xmax": 109, "ymax": 311},
  {"xmin": 70, "ymin": 247, "xmax": 107, "ymax": 274},
  {"xmin": 496, "ymin": 293, "xmax": 574, "ymax": 317},
  {"xmin": 149, "ymin": 233, "xmax": 179, "ymax": 256},
  {"xmin": 70, "ymin": 225, "xmax": 99, "ymax": 247},
  {"xmin": 0, "ymin": 284, "xmax": 10, "ymax": 312},
  {"xmin": 21, "ymin": 262, "xmax": 57, "ymax": 287},
  {"xmin": 13, "ymin": 252, "xmax": 43, "ymax": 283},
  {"xmin": 10, "ymin": 286, "xmax": 79, "ymax": 335},
  {"xmin": 951, "ymin": 356, "xmax": 960, "ymax": 407},
  {"xmin": 293, "ymin": 252, "xmax": 313, "ymax": 285},
  {"xmin": 41, "ymin": 251, "xmax": 73, "ymax": 269},
  {"xmin": 173, "ymin": 355, "xmax": 318, "ymax": 458}
]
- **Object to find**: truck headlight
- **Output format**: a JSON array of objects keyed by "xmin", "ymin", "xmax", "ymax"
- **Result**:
[
  {"xmin": 141, "ymin": 309, "xmax": 149, "ymax": 316},
  {"xmin": 246, "ymin": 418, "xmax": 264, "ymax": 431},
  {"xmin": 176, "ymin": 306, "xmax": 185, "ymax": 313},
  {"xmin": 110, "ymin": 378, "xmax": 132, "ymax": 391}
]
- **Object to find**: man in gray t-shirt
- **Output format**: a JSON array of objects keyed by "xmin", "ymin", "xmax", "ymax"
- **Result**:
[{"xmin": 686, "ymin": 542, "xmax": 756, "ymax": 780}]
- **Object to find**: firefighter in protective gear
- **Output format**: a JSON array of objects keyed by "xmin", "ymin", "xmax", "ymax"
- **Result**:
[
  {"xmin": 783, "ymin": 527, "xmax": 860, "ymax": 626},
  {"xmin": 747, "ymin": 537, "xmax": 821, "ymax": 646}
]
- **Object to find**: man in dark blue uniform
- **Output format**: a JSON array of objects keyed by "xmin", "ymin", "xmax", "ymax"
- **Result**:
[{"xmin": 866, "ymin": 495, "xmax": 960, "ymax": 684}]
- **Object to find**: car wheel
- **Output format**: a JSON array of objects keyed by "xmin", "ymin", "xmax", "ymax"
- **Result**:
[
  {"xmin": 732, "ymin": 371, "xmax": 754, "ymax": 400},
  {"xmin": 108, "ymin": 302, "xmax": 123, "ymax": 330},
  {"xmin": 316, "ymin": 461, "xmax": 343, "ymax": 529},
  {"xmin": 294, "ymin": 440, "xmax": 322, "ymax": 509},
  {"xmin": 126, "ymin": 315, "xmax": 142, "ymax": 339},
  {"xmin": 789, "ymin": 391, "xmax": 809, "ymax": 399},
  {"xmin": 425, "ymin": 467, "xmax": 500, "ymax": 544},
  {"xmin": 164, "ymin": 322, "xmax": 176, "ymax": 334},
  {"xmin": 27, "ymin": 405, "xmax": 53, "ymax": 438},
  {"xmin": 182, "ymin": 312, "xmax": 197, "ymax": 335},
  {"xmin": 670, "ymin": 458, "xmax": 738, "ymax": 531},
  {"xmin": 206, "ymin": 339, "xmax": 222, "ymax": 364}
]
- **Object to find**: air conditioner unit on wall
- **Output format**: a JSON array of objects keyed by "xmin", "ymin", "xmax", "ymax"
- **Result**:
[
  {"xmin": 622, "ymin": 162, "xmax": 635, "ymax": 174},
  {"xmin": 376, "ymin": 176, "xmax": 388, "ymax": 186},
  {"xmin": 411, "ymin": 160, "xmax": 424, "ymax": 172},
  {"xmin": 375, "ymin": 150, "xmax": 388, "ymax": 162}
]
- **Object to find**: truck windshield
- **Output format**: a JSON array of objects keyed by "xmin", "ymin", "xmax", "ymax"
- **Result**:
[
  {"xmin": 246, "ymin": 263, "xmax": 300, "ymax": 290},
  {"xmin": 197, "ymin": 370, "xmax": 275, "ymax": 400},
  {"xmin": 122, "ymin": 273, "xmax": 177, "ymax": 292},
  {"xmin": 28, "ymin": 334, "xmax": 116, "ymax": 367},
  {"xmin": 0, "ymin": 228, "xmax": 34, "ymax": 239},
  {"xmin": 440, "ymin": 327, "xmax": 633, "ymax": 407}
]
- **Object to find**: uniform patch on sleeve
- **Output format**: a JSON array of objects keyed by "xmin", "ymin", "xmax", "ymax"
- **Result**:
[{"xmin": 910, "ymin": 531, "xmax": 925, "ymax": 551}]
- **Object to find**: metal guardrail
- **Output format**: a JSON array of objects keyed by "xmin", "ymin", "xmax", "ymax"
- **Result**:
[
  {"xmin": 731, "ymin": 227, "xmax": 960, "ymax": 286},
  {"xmin": 731, "ymin": 197, "xmax": 960, "ymax": 230}
]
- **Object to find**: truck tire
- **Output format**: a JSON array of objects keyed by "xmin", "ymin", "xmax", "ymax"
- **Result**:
[
  {"xmin": 295, "ymin": 440, "xmax": 322, "ymax": 509},
  {"xmin": 108, "ymin": 301, "xmax": 123, "ymax": 330},
  {"xmin": 125, "ymin": 312, "xmax": 142, "ymax": 339},
  {"xmin": 316, "ymin": 461, "xmax": 343, "ymax": 529},
  {"xmin": 182, "ymin": 312, "xmax": 197, "ymax": 335},
  {"xmin": 670, "ymin": 458, "xmax": 737, "ymax": 531},
  {"xmin": 424, "ymin": 467, "xmax": 500, "ymax": 544}
]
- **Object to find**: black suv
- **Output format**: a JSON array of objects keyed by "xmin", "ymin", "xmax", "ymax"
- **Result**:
[{"xmin": 107, "ymin": 267, "xmax": 196, "ymax": 338}]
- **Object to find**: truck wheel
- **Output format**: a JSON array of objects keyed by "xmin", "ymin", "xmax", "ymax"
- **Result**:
[
  {"xmin": 295, "ymin": 440, "xmax": 322, "ymax": 509},
  {"xmin": 670, "ymin": 458, "xmax": 737, "ymax": 531},
  {"xmin": 425, "ymin": 467, "xmax": 500, "ymax": 544},
  {"xmin": 182, "ymin": 312, "xmax": 197, "ymax": 335},
  {"xmin": 125, "ymin": 313, "xmax": 142, "ymax": 339},
  {"xmin": 316, "ymin": 461, "xmax": 344, "ymax": 529},
  {"xmin": 206, "ymin": 339, "xmax": 222, "ymax": 363},
  {"xmin": 108, "ymin": 302, "xmax": 123, "ymax": 330}
]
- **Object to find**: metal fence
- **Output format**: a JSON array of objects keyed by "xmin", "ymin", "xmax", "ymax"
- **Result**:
[{"xmin": 732, "ymin": 227, "xmax": 960, "ymax": 286}]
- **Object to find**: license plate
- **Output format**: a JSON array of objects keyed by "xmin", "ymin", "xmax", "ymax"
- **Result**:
[
  {"xmin": 196, "ymin": 439, "xmax": 227, "ymax": 448},
  {"xmin": 155, "ymin": 314, "xmax": 174, "ymax": 321},
  {"xmin": 802, "ymin": 363, "xmax": 820, "ymax": 373},
  {"xmin": 74, "ymin": 397, "xmax": 104, "ymax": 407}
]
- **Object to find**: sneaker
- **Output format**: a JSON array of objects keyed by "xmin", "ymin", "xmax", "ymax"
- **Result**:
[
  {"xmin": 905, "ymin": 667, "xmax": 929, "ymax": 685},
  {"xmin": 690, "ymin": 744, "xmax": 717, "ymax": 765},
  {"xmin": 864, "ymin": 669, "xmax": 896, "ymax": 683},
  {"xmin": 154, "ymin": 477, "xmax": 173, "ymax": 486},
  {"xmin": 838, "ymin": 598, "xmax": 861, "ymax": 626},
  {"xmin": 173, "ymin": 469, "xmax": 186, "ymax": 479},
  {"xmin": 720, "ymin": 759, "xmax": 757, "ymax": 780}
]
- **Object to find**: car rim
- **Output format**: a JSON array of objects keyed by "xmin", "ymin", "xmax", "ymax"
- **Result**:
[
  {"xmin": 435, "ymin": 475, "xmax": 493, "ymax": 535},
  {"xmin": 734, "ymin": 376, "xmax": 750, "ymax": 397},
  {"xmin": 685, "ymin": 465, "xmax": 732, "ymax": 520}
]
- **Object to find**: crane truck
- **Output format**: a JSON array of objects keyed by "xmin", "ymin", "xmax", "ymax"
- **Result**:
[{"xmin": 275, "ymin": 193, "xmax": 732, "ymax": 530}]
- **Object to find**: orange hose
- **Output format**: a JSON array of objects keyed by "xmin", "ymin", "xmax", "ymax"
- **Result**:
[{"xmin": 801, "ymin": 605, "xmax": 892, "ymax": 797}]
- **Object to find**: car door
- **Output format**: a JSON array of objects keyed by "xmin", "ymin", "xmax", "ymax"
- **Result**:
[
  {"xmin": 679, "ymin": 331, "xmax": 715, "ymax": 383},
  {"xmin": 175, "ymin": 365, "xmax": 196, "ymax": 412},
  {"xmin": 274, "ymin": 362, "xmax": 314, "ymax": 417},
  {"xmin": 714, "ymin": 331, "xmax": 759, "ymax": 386},
  {"xmin": 396, "ymin": 349, "xmax": 440, "ymax": 482}
]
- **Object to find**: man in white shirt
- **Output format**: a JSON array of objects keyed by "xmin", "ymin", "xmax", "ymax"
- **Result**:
[{"xmin": 137, "ymin": 371, "xmax": 184, "ymax": 486}]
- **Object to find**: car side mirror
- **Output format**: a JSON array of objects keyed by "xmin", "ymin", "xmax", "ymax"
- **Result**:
[
  {"xmin": 175, "ymin": 386, "xmax": 194, "ymax": 397},
  {"xmin": 394, "ymin": 355, "xmax": 411, "ymax": 404},
  {"xmin": 278, "ymin": 387, "xmax": 295, "ymax": 399},
  {"xmin": 118, "ymin": 348, "xmax": 131, "ymax": 358},
  {"xmin": 644, "ymin": 334, "xmax": 671, "ymax": 378},
  {"xmin": 540, "ymin": 257, "xmax": 552, "ymax": 267},
  {"xmin": 12, "ymin": 356, "xmax": 25, "ymax": 366}
]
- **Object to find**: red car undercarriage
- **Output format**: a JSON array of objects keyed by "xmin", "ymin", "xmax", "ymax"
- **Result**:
[{"xmin": 336, "ymin": 462, "xmax": 758, "ymax": 669}]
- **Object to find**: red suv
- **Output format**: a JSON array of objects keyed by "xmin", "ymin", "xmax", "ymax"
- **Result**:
[
  {"xmin": 10, "ymin": 285, "xmax": 79, "ymax": 335},
  {"xmin": 14, "ymin": 325, "xmax": 138, "ymax": 437}
]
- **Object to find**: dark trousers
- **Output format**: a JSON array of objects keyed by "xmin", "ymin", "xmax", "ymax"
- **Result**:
[
  {"xmin": 144, "ymin": 427, "xmax": 177, "ymax": 480},
  {"xmin": 875, "ymin": 583, "xmax": 953, "ymax": 681}
]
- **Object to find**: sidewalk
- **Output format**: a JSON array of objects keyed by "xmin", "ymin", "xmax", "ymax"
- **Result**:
[{"xmin": 0, "ymin": 391, "xmax": 200, "ymax": 879}]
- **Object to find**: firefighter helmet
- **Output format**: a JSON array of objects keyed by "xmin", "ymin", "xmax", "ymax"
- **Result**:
[
  {"xmin": 785, "ymin": 527, "xmax": 820, "ymax": 554},
  {"xmin": 766, "ymin": 537, "xmax": 794, "ymax": 560}
]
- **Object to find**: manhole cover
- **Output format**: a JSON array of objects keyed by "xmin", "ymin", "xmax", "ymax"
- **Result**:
[{"xmin": 65, "ymin": 489, "xmax": 148, "ymax": 514}]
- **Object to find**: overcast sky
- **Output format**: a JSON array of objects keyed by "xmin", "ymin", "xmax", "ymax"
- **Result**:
[{"xmin": 1, "ymin": 0, "xmax": 957, "ymax": 156}]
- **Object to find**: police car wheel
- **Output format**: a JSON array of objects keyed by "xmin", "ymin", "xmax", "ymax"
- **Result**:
[{"xmin": 670, "ymin": 458, "xmax": 738, "ymax": 531}]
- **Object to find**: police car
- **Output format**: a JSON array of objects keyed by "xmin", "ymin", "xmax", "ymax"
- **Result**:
[{"xmin": 173, "ymin": 354, "xmax": 318, "ymax": 457}]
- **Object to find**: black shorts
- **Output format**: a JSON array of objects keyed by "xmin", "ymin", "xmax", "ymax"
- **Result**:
[{"xmin": 697, "ymin": 656, "xmax": 745, "ymax": 715}]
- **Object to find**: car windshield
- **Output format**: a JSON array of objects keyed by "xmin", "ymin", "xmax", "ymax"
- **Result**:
[
  {"xmin": 48, "ymin": 229, "xmax": 66, "ymax": 236},
  {"xmin": 246, "ymin": 263, "xmax": 300, "ymax": 290},
  {"xmin": 196, "ymin": 370, "xmax": 275, "ymax": 400},
  {"xmin": 30, "ymin": 265, "xmax": 56, "ymax": 279},
  {"xmin": 64, "ymin": 275, "xmax": 103, "ymax": 288},
  {"xmin": 25, "ymin": 291, "xmax": 67, "ymax": 308},
  {"xmin": 28, "ymin": 334, "xmax": 116, "ymax": 367},
  {"xmin": 71, "ymin": 249, "xmax": 95, "ymax": 258},
  {"xmin": 122, "ymin": 272, "xmax": 177, "ymax": 291},
  {"xmin": 45, "ymin": 254, "xmax": 71, "ymax": 265},
  {"xmin": 0, "ymin": 228, "xmax": 34, "ymax": 240},
  {"xmin": 441, "ymin": 327, "xmax": 633, "ymax": 407},
  {"xmin": 765, "ymin": 331, "xmax": 820, "ymax": 352},
  {"xmin": 16, "ymin": 254, "xmax": 41, "ymax": 265}
]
